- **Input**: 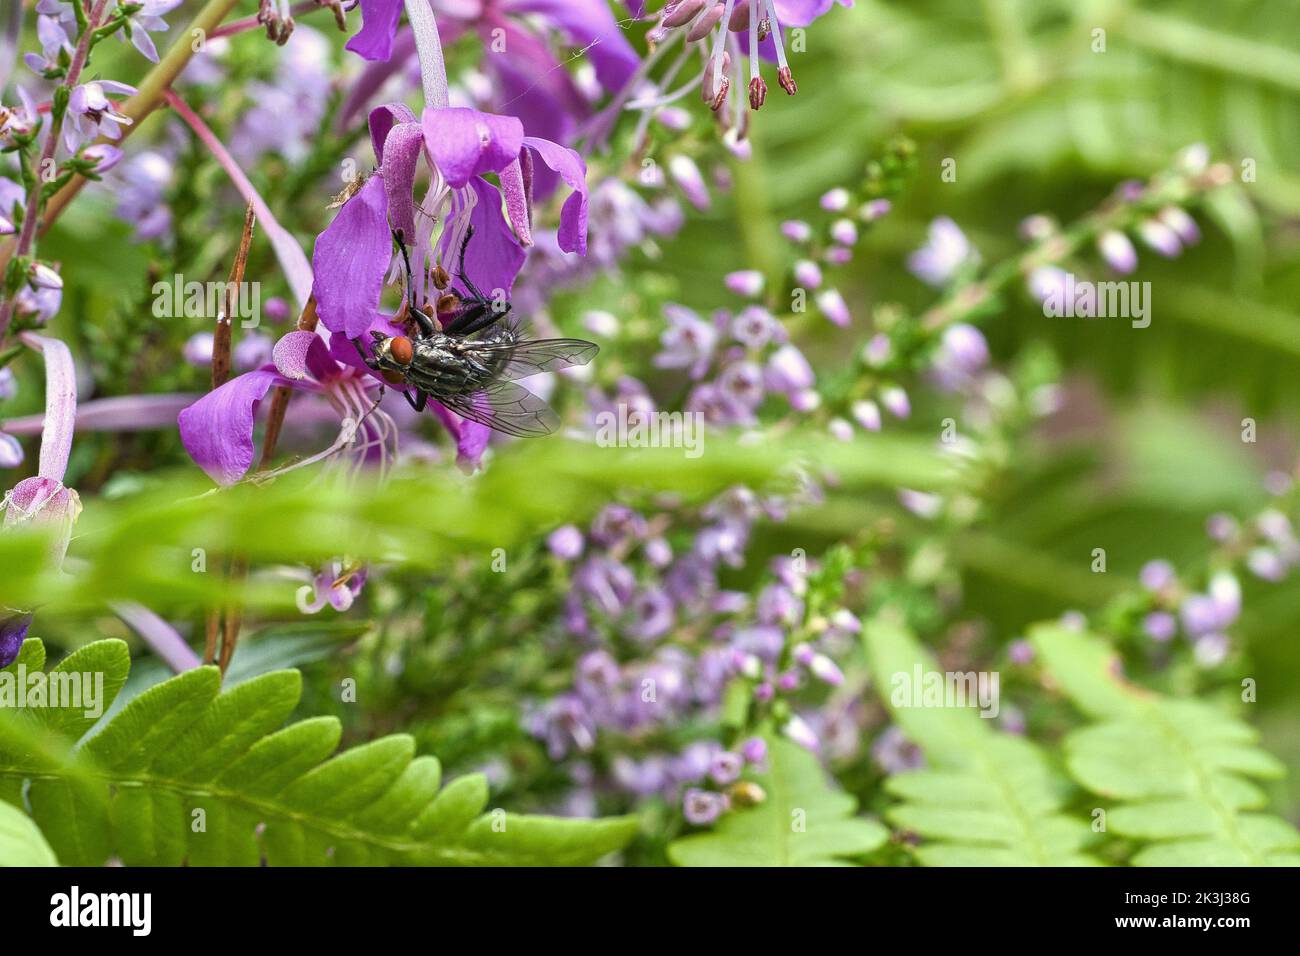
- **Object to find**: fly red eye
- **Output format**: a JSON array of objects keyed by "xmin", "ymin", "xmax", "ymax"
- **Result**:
[{"xmin": 389, "ymin": 335, "xmax": 414, "ymax": 365}]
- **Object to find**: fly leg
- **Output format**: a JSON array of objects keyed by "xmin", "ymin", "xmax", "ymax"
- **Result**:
[
  {"xmin": 395, "ymin": 232, "xmax": 437, "ymax": 338},
  {"xmin": 353, "ymin": 337, "xmax": 381, "ymax": 371},
  {"xmin": 402, "ymin": 388, "xmax": 429, "ymax": 413}
]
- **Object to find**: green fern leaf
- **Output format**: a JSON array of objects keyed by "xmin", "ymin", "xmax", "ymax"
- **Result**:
[
  {"xmin": 1030, "ymin": 625, "xmax": 1300, "ymax": 866},
  {"xmin": 667, "ymin": 736, "xmax": 889, "ymax": 867},
  {"xmin": 0, "ymin": 640, "xmax": 638, "ymax": 867},
  {"xmin": 864, "ymin": 616, "xmax": 1099, "ymax": 866}
]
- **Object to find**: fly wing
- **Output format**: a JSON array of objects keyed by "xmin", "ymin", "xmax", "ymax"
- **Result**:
[
  {"xmin": 457, "ymin": 337, "xmax": 599, "ymax": 382},
  {"xmin": 437, "ymin": 379, "xmax": 560, "ymax": 438}
]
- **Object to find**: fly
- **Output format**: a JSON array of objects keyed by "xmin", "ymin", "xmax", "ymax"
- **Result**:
[{"xmin": 353, "ymin": 227, "xmax": 599, "ymax": 437}]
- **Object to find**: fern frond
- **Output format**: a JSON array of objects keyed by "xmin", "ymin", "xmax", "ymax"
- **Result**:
[
  {"xmin": 667, "ymin": 735, "xmax": 889, "ymax": 867},
  {"xmin": 864, "ymin": 617, "xmax": 1099, "ymax": 866},
  {"xmin": 1030, "ymin": 625, "xmax": 1300, "ymax": 866},
  {"xmin": 0, "ymin": 639, "xmax": 638, "ymax": 867}
]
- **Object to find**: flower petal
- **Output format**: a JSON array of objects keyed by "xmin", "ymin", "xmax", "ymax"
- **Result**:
[
  {"xmin": 17, "ymin": 333, "xmax": 77, "ymax": 483},
  {"xmin": 437, "ymin": 177, "xmax": 526, "ymax": 297},
  {"xmin": 522, "ymin": 136, "xmax": 588, "ymax": 255},
  {"xmin": 380, "ymin": 121, "xmax": 425, "ymax": 243},
  {"xmin": 498, "ymin": 157, "xmax": 533, "ymax": 247},
  {"xmin": 345, "ymin": 0, "xmax": 404, "ymax": 61},
  {"xmin": 421, "ymin": 107, "xmax": 524, "ymax": 189},
  {"xmin": 430, "ymin": 402, "xmax": 492, "ymax": 473},
  {"xmin": 178, "ymin": 369, "xmax": 287, "ymax": 485},
  {"xmin": 502, "ymin": 0, "xmax": 640, "ymax": 91},
  {"xmin": 368, "ymin": 101, "xmax": 418, "ymax": 162},
  {"xmin": 273, "ymin": 330, "xmax": 338, "ymax": 382},
  {"xmin": 311, "ymin": 174, "xmax": 391, "ymax": 339}
]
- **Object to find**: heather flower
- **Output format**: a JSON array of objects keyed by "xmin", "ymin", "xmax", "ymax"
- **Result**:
[
  {"xmin": 296, "ymin": 561, "xmax": 368, "ymax": 613},
  {"xmin": 0, "ymin": 88, "xmax": 40, "ymax": 147},
  {"xmin": 113, "ymin": 149, "xmax": 175, "ymax": 241},
  {"xmin": 730, "ymin": 306, "xmax": 777, "ymax": 348},
  {"xmin": 654, "ymin": 304, "xmax": 718, "ymax": 378},
  {"xmin": 793, "ymin": 259, "xmax": 822, "ymax": 289},
  {"xmin": 739, "ymin": 735, "xmax": 767, "ymax": 764},
  {"xmin": 119, "ymin": 0, "xmax": 183, "ymax": 62},
  {"xmin": 23, "ymin": 14, "xmax": 73, "ymax": 77},
  {"xmin": 851, "ymin": 398, "xmax": 881, "ymax": 431},
  {"xmin": 628, "ymin": 587, "xmax": 675, "ymax": 641},
  {"xmin": 1139, "ymin": 559, "xmax": 1175, "ymax": 592},
  {"xmin": 1193, "ymin": 632, "xmax": 1230, "ymax": 668},
  {"xmin": 908, "ymin": 217, "xmax": 976, "ymax": 286},
  {"xmin": 547, "ymin": 524, "xmax": 585, "ymax": 560},
  {"xmin": 783, "ymin": 713, "xmax": 819, "ymax": 752},
  {"xmin": 709, "ymin": 751, "xmax": 743, "ymax": 785},
  {"xmin": 816, "ymin": 288, "xmax": 850, "ymax": 326},
  {"xmin": 1143, "ymin": 611, "xmax": 1177, "ymax": 642},
  {"xmin": 872, "ymin": 725, "xmax": 924, "ymax": 773},
  {"xmin": 725, "ymin": 269, "xmax": 765, "ymax": 297},
  {"xmin": 1098, "ymin": 230, "xmax": 1137, "ymax": 274},
  {"xmin": 880, "ymin": 385, "xmax": 910, "ymax": 418},
  {"xmin": 1008, "ymin": 638, "xmax": 1034, "ymax": 664},
  {"xmin": 682, "ymin": 787, "xmax": 726, "ymax": 825},
  {"xmin": 1137, "ymin": 218, "xmax": 1181, "ymax": 257},
  {"xmin": 781, "ymin": 219, "xmax": 812, "ymax": 242},
  {"xmin": 232, "ymin": 26, "xmax": 332, "ymax": 165},
  {"xmin": 64, "ymin": 81, "xmax": 137, "ymax": 152},
  {"xmin": 590, "ymin": 504, "xmax": 647, "ymax": 548},
  {"xmin": 668, "ymin": 155, "xmax": 710, "ymax": 210}
]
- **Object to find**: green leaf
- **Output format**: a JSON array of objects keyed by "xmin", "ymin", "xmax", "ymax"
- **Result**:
[
  {"xmin": 1030, "ymin": 625, "xmax": 1300, "ymax": 866},
  {"xmin": 0, "ymin": 800, "xmax": 58, "ymax": 866},
  {"xmin": 864, "ymin": 616, "xmax": 1099, "ymax": 866},
  {"xmin": 667, "ymin": 736, "xmax": 888, "ymax": 867},
  {"xmin": 0, "ymin": 640, "xmax": 638, "ymax": 867}
]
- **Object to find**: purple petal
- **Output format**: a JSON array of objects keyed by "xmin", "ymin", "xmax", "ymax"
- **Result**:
[
  {"xmin": 498, "ymin": 157, "xmax": 533, "ymax": 247},
  {"xmin": 178, "ymin": 370, "xmax": 288, "ymax": 485},
  {"xmin": 502, "ymin": 0, "xmax": 640, "ymax": 91},
  {"xmin": 18, "ymin": 333, "xmax": 76, "ymax": 483},
  {"xmin": 3, "ymin": 476, "xmax": 82, "ymax": 567},
  {"xmin": 2, "ymin": 394, "xmax": 199, "ymax": 434},
  {"xmin": 273, "ymin": 330, "xmax": 338, "ymax": 382},
  {"xmin": 522, "ymin": 137, "xmax": 588, "ymax": 255},
  {"xmin": 380, "ymin": 121, "xmax": 425, "ymax": 243},
  {"xmin": 437, "ymin": 177, "xmax": 526, "ymax": 297},
  {"xmin": 311, "ymin": 175, "xmax": 391, "ymax": 339},
  {"xmin": 367, "ymin": 101, "xmax": 418, "ymax": 161},
  {"xmin": 111, "ymin": 602, "xmax": 201, "ymax": 672},
  {"xmin": 345, "ymin": 0, "xmax": 404, "ymax": 61},
  {"xmin": 421, "ymin": 107, "xmax": 524, "ymax": 189}
]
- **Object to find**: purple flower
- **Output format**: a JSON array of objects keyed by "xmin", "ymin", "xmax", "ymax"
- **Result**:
[
  {"xmin": 682, "ymin": 787, "xmax": 726, "ymax": 825},
  {"xmin": 547, "ymin": 524, "xmax": 585, "ymax": 560},
  {"xmin": 1139, "ymin": 559, "xmax": 1175, "ymax": 592},
  {"xmin": 573, "ymin": 555, "xmax": 636, "ymax": 616},
  {"xmin": 872, "ymin": 725, "xmax": 924, "ymax": 773},
  {"xmin": 816, "ymin": 288, "xmax": 851, "ymax": 327},
  {"xmin": 740, "ymin": 736, "xmax": 767, "ymax": 765},
  {"xmin": 908, "ymin": 217, "xmax": 975, "ymax": 286},
  {"xmin": 655, "ymin": 304, "xmax": 718, "ymax": 379},
  {"xmin": 177, "ymin": 329, "xmax": 404, "ymax": 485},
  {"xmin": 709, "ymin": 751, "xmax": 743, "ymax": 785},
  {"xmin": 1098, "ymin": 230, "xmax": 1138, "ymax": 274},
  {"xmin": 313, "ymin": 102, "xmax": 588, "ymax": 341},
  {"xmin": 590, "ymin": 504, "xmax": 646, "ymax": 548},
  {"xmin": 725, "ymin": 269, "xmax": 765, "ymax": 298},
  {"xmin": 23, "ymin": 14, "xmax": 72, "ymax": 76},
  {"xmin": 628, "ymin": 586, "xmax": 675, "ymax": 641},
  {"xmin": 0, "ymin": 613, "xmax": 32, "ymax": 668},
  {"xmin": 1008, "ymin": 638, "xmax": 1035, "ymax": 664},
  {"xmin": 120, "ymin": 0, "xmax": 183, "ymax": 62},
  {"xmin": 64, "ymin": 81, "xmax": 137, "ymax": 153},
  {"xmin": 1143, "ymin": 611, "xmax": 1177, "ymax": 642},
  {"xmin": 297, "ymin": 562, "xmax": 368, "ymax": 613},
  {"xmin": 783, "ymin": 714, "xmax": 820, "ymax": 752}
]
